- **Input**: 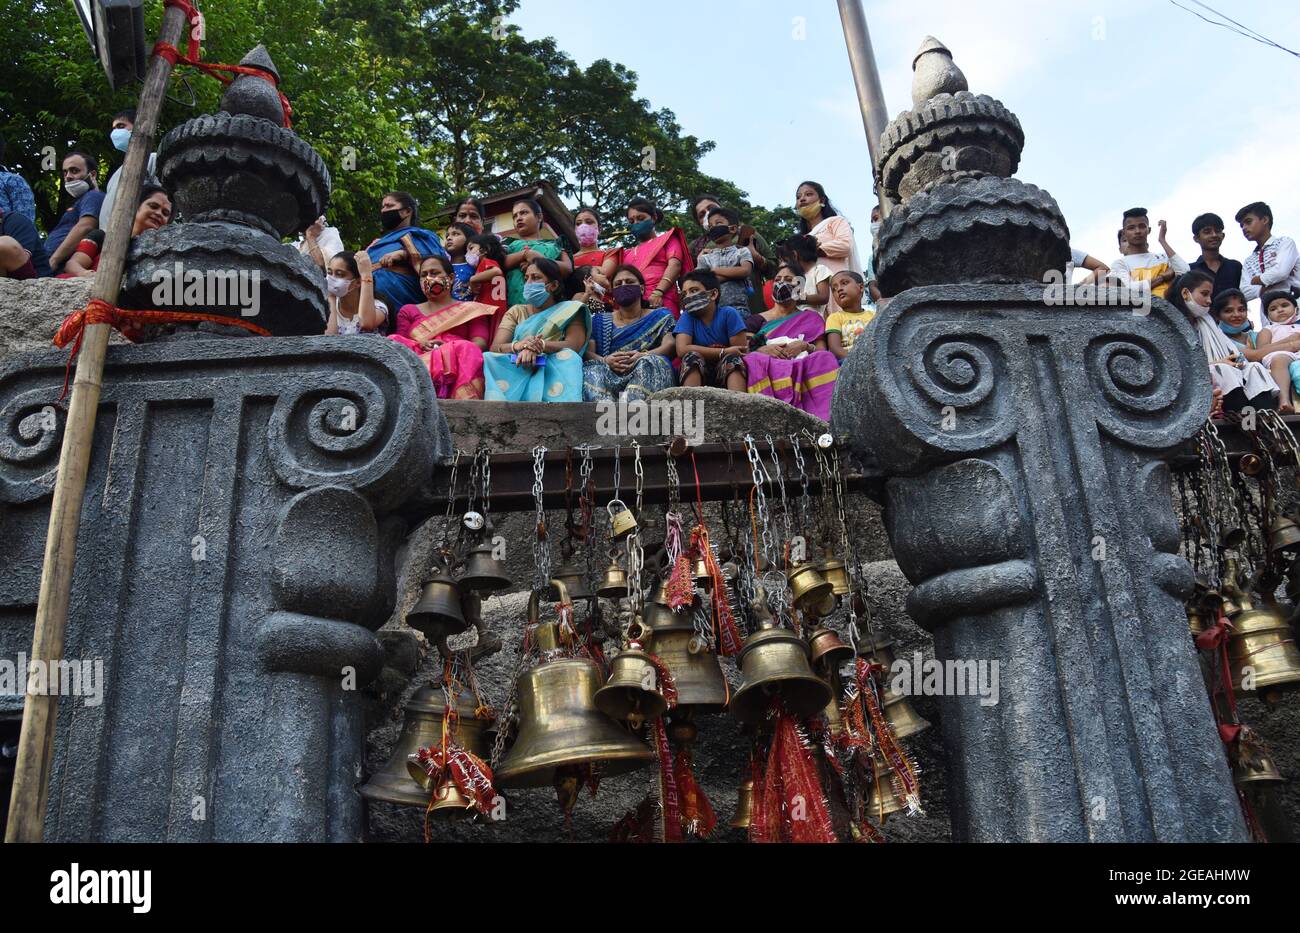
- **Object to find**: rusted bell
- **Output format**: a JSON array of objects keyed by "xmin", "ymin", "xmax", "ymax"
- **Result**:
[
  {"xmin": 808, "ymin": 626, "xmax": 854, "ymax": 672},
  {"xmin": 730, "ymin": 778, "xmax": 754, "ymax": 829},
  {"xmin": 358, "ymin": 686, "xmax": 492, "ymax": 809},
  {"xmin": 1228, "ymin": 600, "xmax": 1300, "ymax": 704},
  {"xmin": 1269, "ymin": 514, "xmax": 1300, "ymax": 554},
  {"xmin": 1234, "ymin": 748, "xmax": 1286, "ymax": 786},
  {"xmin": 406, "ymin": 566, "xmax": 467, "ymax": 640},
  {"xmin": 608, "ymin": 499, "xmax": 638, "ymax": 540},
  {"xmin": 732, "ymin": 592, "xmax": 833, "ymax": 724},
  {"xmin": 497, "ymin": 589, "xmax": 654, "ymax": 787},
  {"xmin": 858, "ymin": 637, "xmax": 931, "ymax": 740},
  {"xmin": 645, "ymin": 594, "xmax": 729, "ymax": 713},
  {"xmin": 553, "ymin": 560, "xmax": 591, "ymax": 601},
  {"xmin": 460, "ymin": 541, "xmax": 511, "ymax": 593},
  {"xmin": 787, "ymin": 561, "xmax": 834, "ymax": 615},
  {"xmin": 866, "ymin": 755, "xmax": 907, "ymax": 821},
  {"xmin": 818, "ymin": 549, "xmax": 851, "ymax": 597},
  {"xmin": 595, "ymin": 635, "xmax": 669, "ymax": 728},
  {"xmin": 596, "ymin": 557, "xmax": 629, "ymax": 599}
]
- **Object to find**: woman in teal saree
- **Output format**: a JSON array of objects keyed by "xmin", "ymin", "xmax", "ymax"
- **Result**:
[
  {"xmin": 502, "ymin": 198, "xmax": 572, "ymax": 308},
  {"xmin": 484, "ymin": 257, "xmax": 590, "ymax": 402},
  {"xmin": 583, "ymin": 264, "xmax": 676, "ymax": 402}
]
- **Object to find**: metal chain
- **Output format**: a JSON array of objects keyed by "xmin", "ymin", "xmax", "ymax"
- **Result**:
[
  {"xmin": 628, "ymin": 443, "xmax": 646, "ymax": 612},
  {"xmin": 439, "ymin": 449, "xmax": 462, "ymax": 551},
  {"xmin": 744, "ymin": 435, "xmax": 774, "ymax": 569},
  {"xmin": 789, "ymin": 434, "xmax": 814, "ymax": 541},
  {"xmin": 531, "ymin": 446, "xmax": 550, "ymax": 591},
  {"xmin": 765, "ymin": 434, "xmax": 794, "ymax": 557}
]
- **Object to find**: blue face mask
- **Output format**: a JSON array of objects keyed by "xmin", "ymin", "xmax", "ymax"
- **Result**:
[
  {"xmin": 110, "ymin": 127, "xmax": 131, "ymax": 152},
  {"xmin": 523, "ymin": 281, "xmax": 551, "ymax": 306},
  {"xmin": 630, "ymin": 218, "xmax": 655, "ymax": 240},
  {"xmin": 1219, "ymin": 319, "xmax": 1252, "ymax": 335}
]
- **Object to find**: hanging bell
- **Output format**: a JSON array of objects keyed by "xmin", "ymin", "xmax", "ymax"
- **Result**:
[
  {"xmin": 1187, "ymin": 602, "xmax": 1208, "ymax": 638},
  {"xmin": 358, "ymin": 686, "xmax": 492, "ymax": 809},
  {"xmin": 1239, "ymin": 453, "xmax": 1265, "ymax": 476},
  {"xmin": 858, "ymin": 637, "xmax": 931, "ymax": 740},
  {"xmin": 1228, "ymin": 599, "xmax": 1300, "ymax": 705},
  {"xmin": 818, "ymin": 548, "xmax": 851, "ymax": 596},
  {"xmin": 1233, "ymin": 748, "xmax": 1286, "ymax": 786},
  {"xmin": 595, "ymin": 642, "xmax": 669, "ymax": 727},
  {"xmin": 692, "ymin": 557, "xmax": 713, "ymax": 591},
  {"xmin": 608, "ymin": 498, "xmax": 638, "ymax": 540},
  {"xmin": 786, "ymin": 561, "xmax": 834, "ymax": 615},
  {"xmin": 497, "ymin": 587, "xmax": 654, "ymax": 788},
  {"xmin": 645, "ymin": 589, "xmax": 729, "ymax": 713},
  {"xmin": 808, "ymin": 627, "xmax": 855, "ymax": 673},
  {"xmin": 553, "ymin": 560, "xmax": 592, "ymax": 602},
  {"xmin": 730, "ymin": 778, "xmax": 754, "ymax": 830},
  {"xmin": 406, "ymin": 566, "xmax": 468, "ymax": 640},
  {"xmin": 866, "ymin": 754, "xmax": 907, "ymax": 821},
  {"xmin": 596, "ymin": 557, "xmax": 629, "ymax": 599},
  {"xmin": 460, "ymin": 540, "xmax": 512, "ymax": 593},
  {"xmin": 732, "ymin": 595, "xmax": 833, "ymax": 724},
  {"xmin": 1268, "ymin": 514, "xmax": 1300, "ymax": 555}
]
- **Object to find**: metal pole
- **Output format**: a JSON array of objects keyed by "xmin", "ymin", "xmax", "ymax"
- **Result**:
[
  {"xmin": 836, "ymin": 0, "xmax": 893, "ymax": 216},
  {"xmin": 5, "ymin": 2, "xmax": 189, "ymax": 844}
]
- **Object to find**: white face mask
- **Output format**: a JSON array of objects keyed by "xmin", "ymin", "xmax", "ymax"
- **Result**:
[
  {"xmin": 325, "ymin": 274, "xmax": 352, "ymax": 297},
  {"xmin": 65, "ymin": 179, "xmax": 91, "ymax": 198},
  {"xmin": 869, "ymin": 221, "xmax": 881, "ymax": 237},
  {"xmin": 1187, "ymin": 297, "xmax": 1211, "ymax": 318}
]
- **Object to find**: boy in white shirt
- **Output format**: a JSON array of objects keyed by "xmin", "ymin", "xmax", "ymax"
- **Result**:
[
  {"xmin": 1235, "ymin": 201, "xmax": 1300, "ymax": 302},
  {"xmin": 1107, "ymin": 207, "xmax": 1189, "ymax": 299}
]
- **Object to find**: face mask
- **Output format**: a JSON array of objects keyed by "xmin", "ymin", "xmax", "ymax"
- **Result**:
[
  {"xmin": 707, "ymin": 225, "xmax": 732, "ymax": 242},
  {"xmin": 465, "ymin": 250, "xmax": 482, "ymax": 269},
  {"xmin": 797, "ymin": 202, "xmax": 824, "ymax": 221},
  {"xmin": 576, "ymin": 222, "xmax": 599, "ymax": 247},
  {"xmin": 772, "ymin": 281, "xmax": 795, "ymax": 303},
  {"xmin": 870, "ymin": 221, "xmax": 881, "ymax": 237},
  {"xmin": 1271, "ymin": 308, "xmax": 1299, "ymax": 326},
  {"xmin": 1187, "ymin": 297, "xmax": 1211, "ymax": 318},
  {"xmin": 379, "ymin": 208, "xmax": 403, "ymax": 231},
  {"xmin": 1219, "ymin": 319, "xmax": 1252, "ymax": 335},
  {"xmin": 612, "ymin": 283, "xmax": 642, "ymax": 307},
  {"xmin": 683, "ymin": 293, "xmax": 712, "ymax": 315},
  {"xmin": 630, "ymin": 218, "xmax": 655, "ymax": 240},
  {"xmin": 65, "ymin": 179, "xmax": 90, "ymax": 199},
  {"xmin": 423, "ymin": 279, "xmax": 447, "ymax": 299},
  {"xmin": 325, "ymin": 274, "xmax": 352, "ymax": 297},
  {"xmin": 523, "ymin": 281, "xmax": 551, "ymax": 306},
  {"xmin": 111, "ymin": 127, "xmax": 131, "ymax": 152}
]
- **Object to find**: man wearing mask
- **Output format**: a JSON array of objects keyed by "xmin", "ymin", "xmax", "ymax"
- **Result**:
[
  {"xmin": 45, "ymin": 152, "xmax": 105, "ymax": 274},
  {"xmin": 365, "ymin": 190, "xmax": 447, "ymax": 333},
  {"xmin": 100, "ymin": 109, "xmax": 159, "ymax": 226}
]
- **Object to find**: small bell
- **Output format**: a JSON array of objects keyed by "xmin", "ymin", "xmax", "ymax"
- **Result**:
[
  {"xmin": 786, "ymin": 561, "xmax": 834, "ymax": 615},
  {"xmin": 1268, "ymin": 514, "xmax": 1300, "ymax": 555},
  {"xmin": 808, "ymin": 627, "xmax": 854, "ymax": 673},
  {"xmin": 596, "ymin": 557, "xmax": 629, "ymax": 599},
  {"xmin": 406, "ymin": 566, "xmax": 468, "ymax": 640},
  {"xmin": 729, "ymin": 778, "xmax": 754, "ymax": 829},
  {"xmin": 1218, "ymin": 559, "xmax": 1252, "ymax": 617},
  {"xmin": 607, "ymin": 499, "xmax": 638, "ymax": 540},
  {"xmin": 732, "ymin": 589, "xmax": 833, "ymax": 724},
  {"xmin": 818, "ymin": 549, "xmax": 851, "ymax": 597},
  {"xmin": 691, "ymin": 556, "xmax": 714, "ymax": 592},
  {"xmin": 595, "ymin": 641, "xmax": 669, "ymax": 727},
  {"xmin": 1233, "ymin": 748, "xmax": 1286, "ymax": 786},
  {"xmin": 858, "ymin": 637, "xmax": 931, "ymax": 740},
  {"xmin": 1239, "ymin": 453, "xmax": 1265, "ymax": 476},
  {"xmin": 1228, "ymin": 599, "xmax": 1300, "ymax": 706},
  {"xmin": 646, "ymin": 593, "xmax": 729, "ymax": 713},
  {"xmin": 866, "ymin": 755, "xmax": 907, "ymax": 821},
  {"xmin": 460, "ymin": 540, "xmax": 511, "ymax": 593},
  {"xmin": 553, "ymin": 560, "xmax": 592, "ymax": 602},
  {"xmin": 1187, "ymin": 602, "xmax": 1208, "ymax": 638}
]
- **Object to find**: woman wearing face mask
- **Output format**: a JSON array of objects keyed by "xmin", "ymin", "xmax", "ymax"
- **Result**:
[
  {"xmin": 365, "ymin": 191, "xmax": 448, "ymax": 325},
  {"xmin": 484, "ymin": 257, "xmax": 590, "ymax": 402},
  {"xmin": 582, "ymin": 264, "xmax": 676, "ymax": 402},
  {"xmin": 1169, "ymin": 272, "xmax": 1276, "ymax": 413},
  {"xmin": 387, "ymin": 254, "xmax": 494, "ymax": 399},
  {"xmin": 794, "ymin": 181, "xmax": 862, "ymax": 313},
  {"xmin": 324, "ymin": 250, "xmax": 388, "ymax": 335},
  {"xmin": 601, "ymin": 196, "xmax": 693, "ymax": 315},
  {"xmin": 502, "ymin": 198, "xmax": 572, "ymax": 309},
  {"xmin": 572, "ymin": 206, "xmax": 607, "ymax": 269},
  {"xmin": 740, "ymin": 263, "xmax": 840, "ymax": 420}
]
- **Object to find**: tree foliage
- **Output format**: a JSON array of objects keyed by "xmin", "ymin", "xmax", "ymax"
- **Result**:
[{"xmin": 0, "ymin": 0, "xmax": 795, "ymax": 247}]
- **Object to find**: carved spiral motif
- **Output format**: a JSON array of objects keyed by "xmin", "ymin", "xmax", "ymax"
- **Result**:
[
  {"xmin": 1085, "ymin": 332, "xmax": 1202, "ymax": 450},
  {"xmin": 915, "ymin": 339, "xmax": 996, "ymax": 408},
  {"xmin": 0, "ymin": 391, "xmax": 62, "ymax": 467},
  {"xmin": 1093, "ymin": 338, "xmax": 1177, "ymax": 412},
  {"xmin": 267, "ymin": 371, "xmax": 392, "ymax": 490}
]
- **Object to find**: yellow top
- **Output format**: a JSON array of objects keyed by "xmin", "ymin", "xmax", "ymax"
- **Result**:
[{"xmin": 825, "ymin": 309, "xmax": 875, "ymax": 349}]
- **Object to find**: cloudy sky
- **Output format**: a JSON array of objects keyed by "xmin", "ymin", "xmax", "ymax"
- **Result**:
[{"xmin": 511, "ymin": 0, "xmax": 1299, "ymax": 285}]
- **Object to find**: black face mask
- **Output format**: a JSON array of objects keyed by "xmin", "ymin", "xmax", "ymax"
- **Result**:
[
  {"xmin": 380, "ymin": 209, "xmax": 404, "ymax": 231},
  {"xmin": 707, "ymin": 225, "xmax": 732, "ymax": 242}
]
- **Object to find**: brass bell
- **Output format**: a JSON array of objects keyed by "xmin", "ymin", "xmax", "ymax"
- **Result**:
[
  {"xmin": 608, "ymin": 499, "xmax": 638, "ymax": 540},
  {"xmin": 808, "ymin": 627, "xmax": 854, "ymax": 673},
  {"xmin": 1228, "ymin": 599, "xmax": 1300, "ymax": 704},
  {"xmin": 1269, "ymin": 514, "xmax": 1300, "ymax": 555},
  {"xmin": 866, "ymin": 755, "xmax": 907, "ymax": 821},
  {"xmin": 858, "ymin": 637, "xmax": 931, "ymax": 740},
  {"xmin": 358, "ymin": 686, "xmax": 492, "ymax": 809},
  {"xmin": 732, "ymin": 594, "xmax": 833, "ymax": 724},
  {"xmin": 460, "ymin": 540, "xmax": 511, "ymax": 593},
  {"xmin": 730, "ymin": 778, "xmax": 754, "ymax": 829},
  {"xmin": 692, "ymin": 557, "xmax": 713, "ymax": 590},
  {"xmin": 553, "ymin": 560, "xmax": 592, "ymax": 602},
  {"xmin": 786, "ymin": 561, "xmax": 834, "ymax": 615},
  {"xmin": 1240, "ymin": 452, "xmax": 1264, "ymax": 476},
  {"xmin": 596, "ymin": 557, "xmax": 629, "ymax": 599},
  {"xmin": 595, "ymin": 641, "xmax": 669, "ymax": 727},
  {"xmin": 497, "ymin": 586, "xmax": 654, "ymax": 787},
  {"xmin": 406, "ymin": 566, "xmax": 468, "ymax": 640},
  {"xmin": 646, "ymin": 590, "xmax": 729, "ymax": 713},
  {"xmin": 818, "ymin": 549, "xmax": 851, "ymax": 597},
  {"xmin": 1187, "ymin": 602, "xmax": 1208, "ymax": 638},
  {"xmin": 1234, "ymin": 748, "xmax": 1286, "ymax": 786}
]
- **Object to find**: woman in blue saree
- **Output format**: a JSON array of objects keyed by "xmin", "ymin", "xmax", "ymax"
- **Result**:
[
  {"xmin": 583, "ymin": 264, "xmax": 676, "ymax": 402},
  {"xmin": 366, "ymin": 191, "xmax": 448, "ymax": 323},
  {"xmin": 484, "ymin": 258, "xmax": 590, "ymax": 401}
]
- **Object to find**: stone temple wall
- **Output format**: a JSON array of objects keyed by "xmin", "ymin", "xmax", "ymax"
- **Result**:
[{"xmin": 1, "ymin": 277, "xmax": 1294, "ymax": 842}]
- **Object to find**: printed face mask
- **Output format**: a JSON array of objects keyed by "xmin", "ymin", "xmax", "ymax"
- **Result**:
[
  {"xmin": 423, "ymin": 278, "xmax": 447, "ymax": 299},
  {"xmin": 325, "ymin": 274, "xmax": 352, "ymax": 297},
  {"xmin": 630, "ymin": 218, "xmax": 655, "ymax": 240},
  {"xmin": 682, "ymin": 292, "xmax": 712, "ymax": 315},
  {"xmin": 772, "ymin": 281, "xmax": 795, "ymax": 303},
  {"xmin": 576, "ymin": 222, "xmax": 599, "ymax": 247}
]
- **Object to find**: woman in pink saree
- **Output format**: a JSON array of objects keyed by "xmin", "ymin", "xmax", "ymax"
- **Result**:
[
  {"xmin": 602, "ymin": 196, "xmax": 694, "ymax": 316},
  {"xmin": 743, "ymin": 263, "xmax": 840, "ymax": 420},
  {"xmin": 389, "ymin": 255, "xmax": 493, "ymax": 399}
]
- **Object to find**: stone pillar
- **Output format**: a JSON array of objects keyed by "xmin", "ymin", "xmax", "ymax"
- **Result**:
[{"xmin": 832, "ymin": 39, "xmax": 1246, "ymax": 842}]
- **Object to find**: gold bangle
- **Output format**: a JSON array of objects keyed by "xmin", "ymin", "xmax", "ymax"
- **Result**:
[{"xmin": 361, "ymin": 276, "xmax": 374, "ymax": 284}]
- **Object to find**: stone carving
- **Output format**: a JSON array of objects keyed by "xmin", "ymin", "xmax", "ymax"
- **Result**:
[{"xmin": 833, "ymin": 40, "xmax": 1246, "ymax": 841}]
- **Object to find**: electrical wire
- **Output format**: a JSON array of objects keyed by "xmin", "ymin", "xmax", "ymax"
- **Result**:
[{"xmin": 1167, "ymin": 0, "xmax": 1300, "ymax": 58}]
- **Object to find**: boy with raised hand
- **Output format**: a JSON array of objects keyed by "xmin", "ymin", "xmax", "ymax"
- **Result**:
[{"xmin": 1107, "ymin": 207, "xmax": 1189, "ymax": 299}]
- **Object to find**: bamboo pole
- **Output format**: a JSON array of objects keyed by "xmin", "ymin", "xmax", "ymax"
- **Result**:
[{"xmin": 5, "ymin": 2, "xmax": 190, "ymax": 844}]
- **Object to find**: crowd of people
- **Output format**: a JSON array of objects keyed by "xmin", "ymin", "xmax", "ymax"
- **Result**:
[{"xmin": 3, "ymin": 111, "xmax": 1299, "ymax": 421}]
